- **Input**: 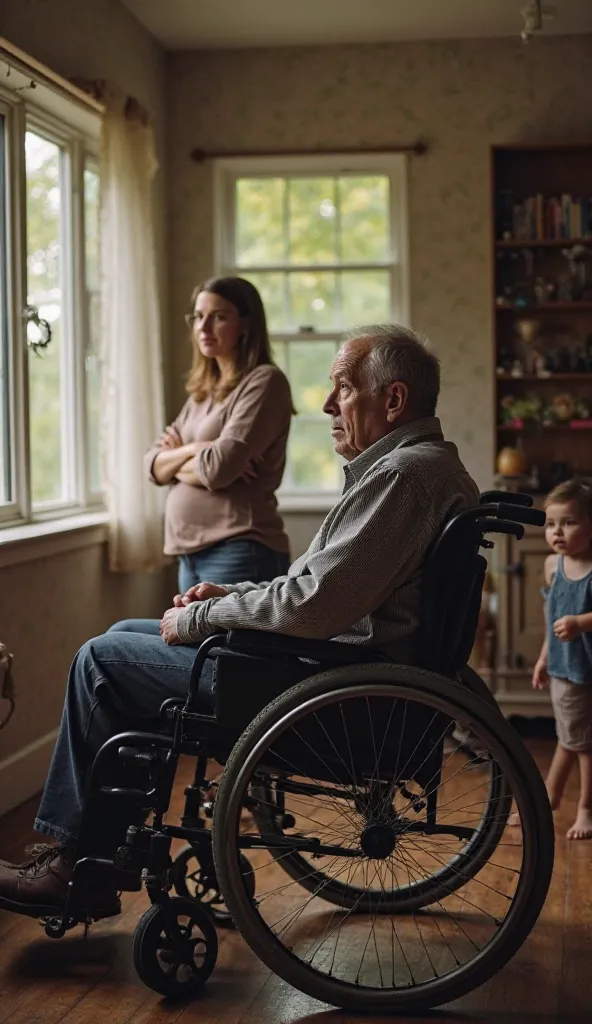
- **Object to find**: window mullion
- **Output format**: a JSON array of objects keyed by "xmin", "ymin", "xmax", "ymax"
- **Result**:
[
  {"xmin": 57, "ymin": 140, "xmax": 78, "ymax": 506},
  {"xmin": 7, "ymin": 98, "xmax": 31, "ymax": 523},
  {"xmin": 69, "ymin": 138, "xmax": 88, "ymax": 506}
]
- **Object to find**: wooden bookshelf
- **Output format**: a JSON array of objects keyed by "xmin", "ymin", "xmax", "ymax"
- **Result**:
[
  {"xmin": 492, "ymin": 144, "xmax": 592, "ymax": 490},
  {"xmin": 490, "ymin": 144, "xmax": 592, "ymax": 716}
]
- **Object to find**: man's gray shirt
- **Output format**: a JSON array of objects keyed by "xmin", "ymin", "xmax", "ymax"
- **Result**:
[{"xmin": 176, "ymin": 416, "xmax": 480, "ymax": 662}]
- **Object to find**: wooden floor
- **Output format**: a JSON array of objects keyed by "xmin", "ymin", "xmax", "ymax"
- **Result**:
[{"xmin": 0, "ymin": 739, "xmax": 590, "ymax": 1024}]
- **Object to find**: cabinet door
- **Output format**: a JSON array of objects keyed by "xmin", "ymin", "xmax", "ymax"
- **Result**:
[{"xmin": 508, "ymin": 536, "xmax": 547, "ymax": 670}]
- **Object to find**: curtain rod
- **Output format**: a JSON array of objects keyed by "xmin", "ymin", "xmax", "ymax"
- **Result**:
[
  {"xmin": 0, "ymin": 38, "xmax": 104, "ymax": 114},
  {"xmin": 190, "ymin": 140, "xmax": 427, "ymax": 163}
]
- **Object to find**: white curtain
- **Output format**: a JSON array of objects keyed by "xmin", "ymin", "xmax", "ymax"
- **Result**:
[{"xmin": 99, "ymin": 94, "xmax": 166, "ymax": 572}]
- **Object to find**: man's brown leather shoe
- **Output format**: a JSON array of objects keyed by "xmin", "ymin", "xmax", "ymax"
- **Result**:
[{"xmin": 0, "ymin": 844, "xmax": 121, "ymax": 919}]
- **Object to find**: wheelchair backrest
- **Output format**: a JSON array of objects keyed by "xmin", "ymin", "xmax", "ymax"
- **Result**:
[{"xmin": 418, "ymin": 492, "xmax": 545, "ymax": 678}]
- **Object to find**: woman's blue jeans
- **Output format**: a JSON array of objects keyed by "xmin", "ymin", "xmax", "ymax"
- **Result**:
[{"xmin": 112, "ymin": 538, "xmax": 290, "ymax": 638}]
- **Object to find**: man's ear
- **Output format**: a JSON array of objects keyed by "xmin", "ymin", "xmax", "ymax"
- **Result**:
[{"xmin": 386, "ymin": 382, "xmax": 408, "ymax": 421}]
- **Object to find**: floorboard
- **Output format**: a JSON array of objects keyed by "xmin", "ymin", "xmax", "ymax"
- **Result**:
[{"xmin": 0, "ymin": 740, "xmax": 586, "ymax": 1024}]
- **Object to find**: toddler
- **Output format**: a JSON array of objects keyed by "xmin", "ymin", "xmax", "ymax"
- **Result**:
[{"xmin": 534, "ymin": 479, "xmax": 592, "ymax": 839}]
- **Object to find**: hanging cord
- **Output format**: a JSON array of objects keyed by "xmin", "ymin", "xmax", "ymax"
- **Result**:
[{"xmin": 0, "ymin": 644, "xmax": 15, "ymax": 730}]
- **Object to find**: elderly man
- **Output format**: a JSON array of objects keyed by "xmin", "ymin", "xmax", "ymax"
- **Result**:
[{"xmin": 0, "ymin": 324, "xmax": 479, "ymax": 919}]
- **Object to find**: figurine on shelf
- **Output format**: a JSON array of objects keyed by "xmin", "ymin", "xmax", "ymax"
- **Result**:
[
  {"xmin": 514, "ymin": 317, "xmax": 542, "ymax": 373},
  {"xmin": 510, "ymin": 359, "xmax": 524, "ymax": 377},
  {"xmin": 557, "ymin": 272, "xmax": 574, "ymax": 303},
  {"xmin": 496, "ymin": 347, "xmax": 514, "ymax": 375},
  {"xmin": 561, "ymin": 244, "xmax": 592, "ymax": 302},
  {"xmin": 552, "ymin": 392, "xmax": 576, "ymax": 423},
  {"xmin": 534, "ymin": 277, "xmax": 547, "ymax": 305},
  {"xmin": 533, "ymin": 350, "xmax": 550, "ymax": 377}
]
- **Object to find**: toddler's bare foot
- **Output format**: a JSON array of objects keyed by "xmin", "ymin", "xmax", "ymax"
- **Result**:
[{"xmin": 566, "ymin": 808, "xmax": 592, "ymax": 840}]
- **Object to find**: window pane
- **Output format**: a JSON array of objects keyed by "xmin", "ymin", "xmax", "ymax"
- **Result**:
[
  {"xmin": 287, "ymin": 341, "xmax": 335, "ymax": 414},
  {"xmin": 289, "ymin": 271, "xmax": 337, "ymax": 331},
  {"xmin": 84, "ymin": 162, "xmax": 101, "ymax": 493},
  {"xmin": 271, "ymin": 340, "xmax": 287, "ymax": 375},
  {"xmin": 0, "ymin": 115, "xmax": 10, "ymax": 505},
  {"xmin": 287, "ymin": 419, "xmax": 341, "ymax": 491},
  {"xmin": 242, "ymin": 271, "xmax": 286, "ymax": 333},
  {"xmin": 341, "ymin": 269, "xmax": 391, "ymax": 326},
  {"xmin": 25, "ymin": 131, "xmax": 64, "ymax": 505},
  {"xmin": 288, "ymin": 178, "xmax": 338, "ymax": 265},
  {"xmin": 236, "ymin": 178, "xmax": 284, "ymax": 265},
  {"xmin": 339, "ymin": 176, "xmax": 390, "ymax": 263}
]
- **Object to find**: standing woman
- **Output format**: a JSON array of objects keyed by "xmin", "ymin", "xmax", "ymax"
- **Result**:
[{"xmin": 110, "ymin": 276, "xmax": 293, "ymax": 634}]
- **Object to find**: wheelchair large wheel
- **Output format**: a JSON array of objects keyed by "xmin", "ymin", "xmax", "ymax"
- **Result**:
[
  {"xmin": 249, "ymin": 663, "xmax": 511, "ymax": 914},
  {"xmin": 249, "ymin": 751, "xmax": 511, "ymax": 915},
  {"xmin": 212, "ymin": 663, "xmax": 553, "ymax": 1014}
]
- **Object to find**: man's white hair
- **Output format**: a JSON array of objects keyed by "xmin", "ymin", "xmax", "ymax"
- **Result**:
[{"xmin": 344, "ymin": 323, "xmax": 441, "ymax": 417}]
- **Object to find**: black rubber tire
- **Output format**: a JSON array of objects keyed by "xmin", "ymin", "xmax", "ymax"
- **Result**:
[
  {"xmin": 248, "ymin": 663, "xmax": 510, "ymax": 913},
  {"xmin": 212, "ymin": 663, "xmax": 554, "ymax": 1014},
  {"xmin": 133, "ymin": 897, "xmax": 218, "ymax": 997}
]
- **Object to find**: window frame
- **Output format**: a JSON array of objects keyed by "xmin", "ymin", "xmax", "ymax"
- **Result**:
[
  {"xmin": 0, "ymin": 75, "xmax": 102, "ymax": 529},
  {"xmin": 213, "ymin": 153, "xmax": 410, "ymax": 508}
]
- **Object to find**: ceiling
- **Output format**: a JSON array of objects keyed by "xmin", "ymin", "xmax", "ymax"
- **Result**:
[{"xmin": 121, "ymin": 0, "xmax": 592, "ymax": 50}]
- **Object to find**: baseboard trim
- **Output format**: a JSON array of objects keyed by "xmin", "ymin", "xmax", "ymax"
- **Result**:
[{"xmin": 0, "ymin": 729, "xmax": 58, "ymax": 817}]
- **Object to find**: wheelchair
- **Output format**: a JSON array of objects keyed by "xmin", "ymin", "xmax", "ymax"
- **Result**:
[{"xmin": 40, "ymin": 491, "xmax": 555, "ymax": 1014}]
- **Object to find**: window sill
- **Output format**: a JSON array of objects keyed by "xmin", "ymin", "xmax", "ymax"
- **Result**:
[
  {"xmin": 278, "ymin": 494, "xmax": 340, "ymax": 514},
  {"xmin": 0, "ymin": 511, "xmax": 109, "ymax": 569}
]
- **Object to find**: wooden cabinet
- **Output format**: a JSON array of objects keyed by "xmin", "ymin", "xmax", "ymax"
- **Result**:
[{"xmin": 492, "ymin": 530, "xmax": 552, "ymax": 717}]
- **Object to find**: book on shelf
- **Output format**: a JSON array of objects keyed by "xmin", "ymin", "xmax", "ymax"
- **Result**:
[{"xmin": 496, "ymin": 190, "xmax": 592, "ymax": 242}]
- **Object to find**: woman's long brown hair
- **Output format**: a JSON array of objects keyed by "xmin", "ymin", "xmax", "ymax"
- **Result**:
[{"xmin": 186, "ymin": 276, "xmax": 275, "ymax": 403}]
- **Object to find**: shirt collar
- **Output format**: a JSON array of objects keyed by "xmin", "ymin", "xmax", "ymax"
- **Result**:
[{"xmin": 343, "ymin": 416, "xmax": 444, "ymax": 489}]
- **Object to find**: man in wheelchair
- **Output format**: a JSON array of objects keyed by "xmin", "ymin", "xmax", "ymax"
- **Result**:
[{"xmin": 0, "ymin": 323, "xmax": 480, "ymax": 922}]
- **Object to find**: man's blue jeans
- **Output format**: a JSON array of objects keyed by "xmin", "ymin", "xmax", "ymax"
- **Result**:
[{"xmin": 34, "ymin": 631, "xmax": 213, "ymax": 853}]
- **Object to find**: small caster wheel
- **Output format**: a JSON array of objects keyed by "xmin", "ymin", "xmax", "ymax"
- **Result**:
[
  {"xmin": 44, "ymin": 916, "xmax": 67, "ymax": 938},
  {"xmin": 133, "ymin": 897, "xmax": 218, "ymax": 997},
  {"xmin": 278, "ymin": 813, "xmax": 296, "ymax": 829},
  {"xmin": 172, "ymin": 846, "xmax": 255, "ymax": 926}
]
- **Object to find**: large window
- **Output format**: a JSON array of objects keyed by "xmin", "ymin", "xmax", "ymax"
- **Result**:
[
  {"xmin": 215, "ymin": 155, "xmax": 409, "ymax": 502},
  {"xmin": 0, "ymin": 73, "xmax": 101, "ymax": 528}
]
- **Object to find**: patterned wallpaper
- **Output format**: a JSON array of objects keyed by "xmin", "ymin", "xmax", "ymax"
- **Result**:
[{"xmin": 167, "ymin": 34, "xmax": 592, "ymax": 489}]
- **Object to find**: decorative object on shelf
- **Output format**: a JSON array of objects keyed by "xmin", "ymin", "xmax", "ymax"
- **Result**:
[
  {"xmin": 499, "ymin": 393, "xmax": 543, "ymax": 428},
  {"xmin": 561, "ymin": 244, "xmax": 592, "ymax": 302},
  {"xmin": 533, "ymin": 351, "xmax": 550, "ymax": 377},
  {"xmin": 510, "ymin": 359, "xmax": 524, "ymax": 377},
  {"xmin": 551, "ymin": 392, "xmax": 576, "ymax": 422},
  {"xmin": 514, "ymin": 317, "xmax": 542, "ymax": 374},
  {"xmin": 496, "ymin": 347, "xmax": 514, "ymax": 375},
  {"xmin": 498, "ymin": 390, "xmax": 592, "ymax": 431},
  {"xmin": 496, "ymin": 446, "xmax": 528, "ymax": 477}
]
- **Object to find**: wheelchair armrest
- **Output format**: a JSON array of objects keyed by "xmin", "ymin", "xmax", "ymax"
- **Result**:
[
  {"xmin": 480, "ymin": 517, "xmax": 525, "ymax": 540},
  {"xmin": 225, "ymin": 629, "xmax": 387, "ymax": 665}
]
